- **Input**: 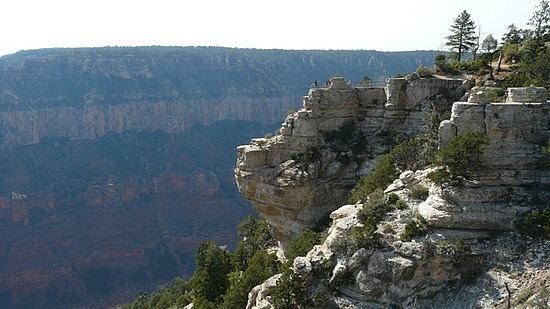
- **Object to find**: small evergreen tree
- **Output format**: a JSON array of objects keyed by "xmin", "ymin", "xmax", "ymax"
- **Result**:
[
  {"xmin": 428, "ymin": 131, "xmax": 489, "ymax": 185},
  {"xmin": 502, "ymin": 24, "xmax": 523, "ymax": 45},
  {"xmin": 481, "ymin": 34, "xmax": 498, "ymax": 53},
  {"xmin": 232, "ymin": 215, "xmax": 273, "ymax": 271},
  {"xmin": 528, "ymin": 0, "xmax": 550, "ymax": 43},
  {"xmin": 271, "ymin": 268, "xmax": 309, "ymax": 309},
  {"xmin": 360, "ymin": 75, "xmax": 372, "ymax": 86},
  {"xmin": 191, "ymin": 241, "xmax": 232, "ymax": 305},
  {"xmin": 445, "ymin": 10, "xmax": 478, "ymax": 62},
  {"xmin": 223, "ymin": 250, "xmax": 279, "ymax": 308}
]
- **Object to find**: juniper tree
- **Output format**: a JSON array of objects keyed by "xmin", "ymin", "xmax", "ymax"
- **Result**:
[{"xmin": 446, "ymin": 10, "xmax": 478, "ymax": 62}]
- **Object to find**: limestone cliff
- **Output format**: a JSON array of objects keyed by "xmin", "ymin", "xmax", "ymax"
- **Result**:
[
  {"xmin": 235, "ymin": 76, "xmax": 466, "ymax": 242},
  {"xmin": 0, "ymin": 98, "xmax": 293, "ymax": 149},
  {"xmin": 241, "ymin": 85, "xmax": 550, "ymax": 308},
  {"xmin": 422, "ymin": 86, "xmax": 550, "ymax": 230}
]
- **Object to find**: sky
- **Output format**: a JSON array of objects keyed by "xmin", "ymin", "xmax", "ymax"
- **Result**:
[{"xmin": 0, "ymin": 0, "xmax": 542, "ymax": 57}]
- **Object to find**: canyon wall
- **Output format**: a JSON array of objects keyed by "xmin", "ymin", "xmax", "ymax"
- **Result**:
[
  {"xmin": 420, "ymin": 86, "xmax": 550, "ymax": 230},
  {"xmin": 0, "ymin": 98, "xmax": 294, "ymax": 149},
  {"xmin": 0, "ymin": 46, "xmax": 440, "ymax": 308}
]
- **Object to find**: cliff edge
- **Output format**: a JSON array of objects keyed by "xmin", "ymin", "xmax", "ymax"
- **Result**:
[
  {"xmin": 235, "ymin": 76, "xmax": 467, "ymax": 242},
  {"xmin": 238, "ymin": 80, "xmax": 549, "ymax": 308}
]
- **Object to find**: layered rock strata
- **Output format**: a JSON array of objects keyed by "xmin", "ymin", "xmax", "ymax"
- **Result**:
[
  {"xmin": 423, "ymin": 86, "xmax": 550, "ymax": 230},
  {"xmin": 243, "ymin": 85, "xmax": 549, "ymax": 308},
  {"xmin": 235, "ymin": 76, "xmax": 466, "ymax": 242},
  {"xmin": 0, "ymin": 98, "xmax": 294, "ymax": 149}
]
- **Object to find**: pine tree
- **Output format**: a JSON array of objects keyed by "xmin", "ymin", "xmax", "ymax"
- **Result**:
[
  {"xmin": 445, "ymin": 10, "xmax": 478, "ymax": 62},
  {"xmin": 528, "ymin": 0, "xmax": 550, "ymax": 43},
  {"xmin": 502, "ymin": 24, "xmax": 523, "ymax": 45},
  {"xmin": 191, "ymin": 241, "xmax": 232, "ymax": 305},
  {"xmin": 482, "ymin": 34, "xmax": 498, "ymax": 53}
]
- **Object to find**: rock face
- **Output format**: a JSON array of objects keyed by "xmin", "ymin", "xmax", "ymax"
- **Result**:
[
  {"xmin": 243, "ymin": 85, "xmax": 549, "ymax": 308},
  {"xmin": 248, "ymin": 194, "xmax": 549, "ymax": 309},
  {"xmin": 0, "ymin": 98, "xmax": 293, "ymax": 149},
  {"xmin": 235, "ymin": 76, "xmax": 466, "ymax": 242},
  {"xmin": 423, "ymin": 86, "xmax": 550, "ymax": 230}
]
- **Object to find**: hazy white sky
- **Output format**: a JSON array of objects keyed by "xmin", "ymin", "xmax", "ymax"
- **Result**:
[{"xmin": 0, "ymin": 0, "xmax": 541, "ymax": 57}]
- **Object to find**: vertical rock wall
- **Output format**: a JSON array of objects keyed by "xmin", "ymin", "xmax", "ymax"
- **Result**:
[
  {"xmin": 0, "ymin": 98, "xmax": 296, "ymax": 149},
  {"xmin": 439, "ymin": 86, "xmax": 550, "ymax": 186}
]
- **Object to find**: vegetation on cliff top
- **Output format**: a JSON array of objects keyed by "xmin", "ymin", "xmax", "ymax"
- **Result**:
[{"xmin": 437, "ymin": 0, "xmax": 550, "ymax": 90}]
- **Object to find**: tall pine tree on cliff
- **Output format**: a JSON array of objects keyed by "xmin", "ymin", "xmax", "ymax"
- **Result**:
[{"xmin": 446, "ymin": 10, "xmax": 477, "ymax": 62}]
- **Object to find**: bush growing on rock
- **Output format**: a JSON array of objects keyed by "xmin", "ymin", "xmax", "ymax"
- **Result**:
[
  {"xmin": 284, "ymin": 229, "xmax": 321, "ymax": 263},
  {"xmin": 349, "ymin": 155, "xmax": 397, "ymax": 203},
  {"xmin": 428, "ymin": 131, "xmax": 489, "ymax": 185},
  {"xmin": 350, "ymin": 134, "xmax": 437, "ymax": 204},
  {"xmin": 400, "ymin": 213, "xmax": 429, "ymax": 241},
  {"xmin": 516, "ymin": 208, "xmax": 550, "ymax": 239},
  {"xmin": 407, "ymin": 184, "xmax": 430, "ymax": 200},
  {"xmin": 272, "ymin": 267, "xmax": 310, "ymax": 309}
]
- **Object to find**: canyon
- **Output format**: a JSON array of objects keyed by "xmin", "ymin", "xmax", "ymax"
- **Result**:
[{"xmin": 0, "ymin": 47, "xmax": 435, "ymax": 308}]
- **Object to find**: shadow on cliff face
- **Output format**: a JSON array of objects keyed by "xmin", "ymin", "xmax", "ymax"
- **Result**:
[{"xmin": 0, "ymin": 120, "xmax": 278, "ymax": 308}]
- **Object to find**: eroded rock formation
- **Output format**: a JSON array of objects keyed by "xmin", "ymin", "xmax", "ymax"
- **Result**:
[
  {"xmin": 421, "ymin": 86, "xmax": 550, "ymax": 230},
  {"xmin": 243, "ymin": 85, "xmax": 549, "ymax": 309},
  {"xmin": 235, "ymin": 76, "xmax": 466, "ymax": 242},
  {"xmin": 0, "ymin": 98, "xmax": 294, "ymax": 149}
]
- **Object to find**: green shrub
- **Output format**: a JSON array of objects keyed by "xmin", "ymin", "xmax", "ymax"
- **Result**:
[
  {"xmin": 191, "ymin": 241, "xmax": 233, "ymax": 304},
  {"xmin": 390, "ymin": 133, "xmax": 437, "ymax": 172},
  {"xmin": 483, "ymin": 87, "xmax": 506, "ymax": 102},
  {"xmin": 395, "ymin": 199, "xmax": 408, "ymax": 210},
  {"xmin": 416, "ymin": 65, "xmax": 435, "ymax": 78},
  {"xmin": 272, "ymin": 268, "xmax": 310, "ymax": 309},
  {"xmin": 387, "ymin": 193, "xmax": 399, "ymax": 205},
  {"xmin": 399, "ymin": 214, "xmax": 429, "ymax": 241},
  {"xmin": 357, "ymin": 191, "xmax": 394, "ymax": 224},
  {"xmin": 349, "ymin": 155, "xmax": 397, "ymax": 203},
  {"xmin": 123, "ymin": 278, "xmax": 192, "ymax": 309},
  {"xmin": 427, "ymin": 168, "xmax": 452, "ymax": 186},
  {"xmin": 349, "ymin": 221, "xmax": 380, "ymax": 249},
  {"xmin": 516, "ymin": 208, "xmax": 550, "ymax": 239},
  {"xmin": 350, "ymin": 133, "xmax": 436, "ymax": 204},
  {"xmin": 232, "ymin": 215, "xmax": 274, "ymax": 271},
  {"xmin": 285, "ymin": 229, "xmax": 321, "ymax": 262},
  {"xmin": 223, "ymin": 250, "xmax": 279, "ymax": 308},
  {"xmin": 428, "ymin": 131, "xmax": 489, "ymax": 185},
  {"xmin": 407, "ymin": 184, "xmax": 429, "ymax": 200}
]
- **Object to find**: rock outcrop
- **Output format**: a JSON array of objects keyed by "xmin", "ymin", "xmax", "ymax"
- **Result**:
[
  {"xmin": 235, "ymin": 76, "xmax": 466, "ymax": 242},
  {"xmin": 422, "ymin": 86, "xmax": 550, "ymax": 230},
  {"xmin": 248, "ymin": 189, "xmax": 549, "ymax": 308},
  {"xmin": 242, "ymin": 84, "xmax": 549, "ymax": 308}
]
